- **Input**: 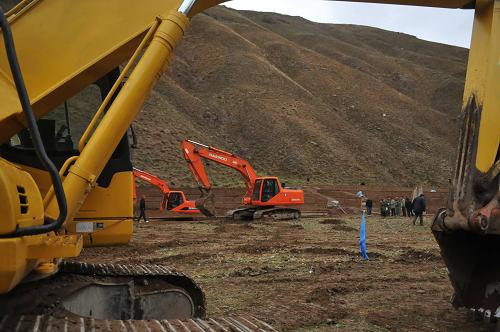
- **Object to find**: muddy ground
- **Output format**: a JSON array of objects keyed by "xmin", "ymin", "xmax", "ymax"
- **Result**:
[{"xmin": 80, "ymin": 215, "xmax": 483, "ymax": 331}]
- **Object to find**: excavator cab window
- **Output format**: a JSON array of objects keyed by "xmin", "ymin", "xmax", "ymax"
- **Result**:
[
  {"xmin": 167, "ymin": 192, "xmax": 184, "ymax": 210},
  {"xmin": 0, "ymin": 68, "xmax": 132, "ymax": 188},
  {"xmin": 252, "ymin": 179, "xmax": 262, "ymax": 201},
  {"xmin": 261, "ymin": 178, "xmax": 280, "ymax": 202},
  {"xmin": 161, "ymin": 193, "xmax": 168, "ymax": 210},
  {"xmin": 7, "ymin": 102, "xmax": 79, "ymax": 153}
]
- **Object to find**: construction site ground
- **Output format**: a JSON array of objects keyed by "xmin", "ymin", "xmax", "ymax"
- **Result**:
[{"xmin": 79, "ymin": 214, "xmax": 484, "ymax": 331}]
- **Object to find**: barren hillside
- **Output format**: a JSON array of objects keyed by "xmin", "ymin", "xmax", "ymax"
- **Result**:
[
  {"xmin": 3, "ymin": 3, "xmax": 468, "ymax": 187},
  {"xmin": 133, "ymin": 7, "xmax": 466, "ymax": 187}
]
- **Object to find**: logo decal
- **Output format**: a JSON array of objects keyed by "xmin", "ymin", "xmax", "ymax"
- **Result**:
[{"xmin": 209, "ymin": 153, "xmax": 228, "ymax": 162}]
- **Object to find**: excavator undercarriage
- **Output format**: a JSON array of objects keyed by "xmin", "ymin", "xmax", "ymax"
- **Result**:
[
  {"xmin": 226, "ymin": 206, "xmax": 302, "ymax": 221},
  {"xmin": 0, "ymin": 262, "xmax": 206, "ymax": 321},
  {"xmin": 0, "ymin": 261, "xmax": 274, "ymax": 330}
]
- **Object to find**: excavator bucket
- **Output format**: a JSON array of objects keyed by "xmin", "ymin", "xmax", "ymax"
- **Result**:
[
  {"xmin": 431, "ymin": 94, "xmax": 500, "ymax": 320},
  {"xmin": 433, "ymin": 217, "xmax": 500, "ymax": 314},
  {"xmin": 195, "ymin": 190, "xmax": 217, "ymax": 217}
]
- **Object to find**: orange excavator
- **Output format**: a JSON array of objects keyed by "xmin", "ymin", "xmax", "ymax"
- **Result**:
[
  {"xmin": 181, "ymin": 139, "xmax": 304, "ymax": 220},
  {"xmin": 133, "ymin": 167, "xmax": 200, "ymax": 215}
]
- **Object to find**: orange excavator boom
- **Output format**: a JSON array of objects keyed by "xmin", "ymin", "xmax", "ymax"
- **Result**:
[{"xmin": 181, "ymin": 139, "xmax": 257, "ymax": 195}]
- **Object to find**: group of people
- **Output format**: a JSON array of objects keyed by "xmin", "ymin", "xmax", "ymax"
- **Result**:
[
  {"xmin": 379, "ymin": 197, "xmax": 411, "ymax": 217},
  {"xmin": 365, "ymin": 194, "xmax": 427, "ymax": 225}
]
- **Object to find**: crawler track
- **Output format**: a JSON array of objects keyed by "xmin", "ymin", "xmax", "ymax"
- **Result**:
[
  {"xmin": 0, "ymin": 262, "xmax": 204, "ymax": 322},
  {"xmin": 0, "ymin": 315, "xmax": 277, "ymax": 331},
  {"xmin": 227, "ymin": 207, "xmax": 301, "ymax": 221}
]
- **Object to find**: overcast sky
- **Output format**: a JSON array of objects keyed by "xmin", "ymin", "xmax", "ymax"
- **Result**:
[{"xmin": 223, "ymin": 0, "xmax": 474, "ymax": 48}]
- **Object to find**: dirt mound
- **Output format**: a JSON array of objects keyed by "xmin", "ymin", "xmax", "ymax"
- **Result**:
[
  {"xmin": 235, "ymin": 241, "xmax": 287, "ymax": 254},
  {"xmin": 291, "ymin": 246, "xmax": 352, "ymax": 255},
  {"xmin": 320, "ymin": 218, "xmax": 346, "ymax": 225},
  {"xmin": 229, "ymin": 266, "xmax": 280, "ymax": 277},
  {"xmin": 396, "ymin": 248, "xmax": 441, "ymax": 264},
  {"xmin": 306, "ymin": 288, "xmax": 349, "ymax": 321},
  {"xmin": 309, "ymin": 284, "xmax": 373, "ymax": 299},
  {"xmin": 332, "ymin": 224, "xmax": 357, "ymax": 232}
]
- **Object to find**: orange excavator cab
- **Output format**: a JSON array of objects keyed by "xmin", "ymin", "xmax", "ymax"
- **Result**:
[
  {"xmin": 163, "ymin": 190, "xmax": 198, "ymax": 214},
  {"xmin": 250, "ymin": 177, "xmax": 304, "ymax": 207}
]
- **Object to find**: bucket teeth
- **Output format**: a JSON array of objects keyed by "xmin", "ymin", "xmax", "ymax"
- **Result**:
[{"xmin": 468, "ymin": 307, "xmax": 500, "ymax": 326}]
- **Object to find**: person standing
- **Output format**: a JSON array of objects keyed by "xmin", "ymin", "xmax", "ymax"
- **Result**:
[
  {"xmin": 366, "ymin": 198, "xmax": 373, "ymax": 216},
  {"xmin": 412, "ymin": 194, "xmax": 426, "ymax": 226},
  {"xmin": 138, "ymin": 194, "xmax": 149, "ymax": 223},
  {"xmin": 402, "ymin": 197, "xmax": 407, "ymax": 217},
  {"xmin": 390, "ymin": 198, "xmax": 396, "ymax": 216},
  {"xmin": 405, "ymin": 196, "xmax": 414, "ymax": 217},
  {"xmin": 395, "ymin": 198, "xmax": 402, "ymax": 216}
]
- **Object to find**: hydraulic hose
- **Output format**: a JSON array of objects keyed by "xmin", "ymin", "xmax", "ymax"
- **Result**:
[{"xmin": 0, "ymin": 10, "xmax": 67, "ymax": 238}]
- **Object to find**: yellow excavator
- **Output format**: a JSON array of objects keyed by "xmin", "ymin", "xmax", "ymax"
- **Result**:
[{"xmin": 0, "ymin": 0, "xmax": 497, "ymax": 330}]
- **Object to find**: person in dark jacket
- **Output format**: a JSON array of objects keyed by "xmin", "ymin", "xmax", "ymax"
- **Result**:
[
  {"xmin": 405, "ymin": 196, "xmax": 413, "ymax": 217},
  {"xmin": 380, "ymin": 198, "xmax": 390, "ymax": 217},
  {"xmin": 137, "ymin": 194, "xmax": 149, "ymax": 223},
  {"xmin": 412, "ymin": 194, "xmax": 426, "ymax": 225},
  {"xmin": 365, "ymin": 198, "xmax": 373, "ymax": 215},
  {"xmin": 390, "ymin": 198, "xmax": 396, "ymax": 216}
]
